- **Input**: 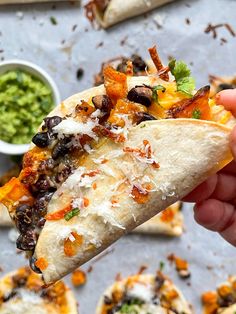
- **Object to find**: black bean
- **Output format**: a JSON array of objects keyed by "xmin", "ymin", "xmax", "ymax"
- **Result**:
[
  {"xmin": 92, "ymin": 95, "xmax": 112, "ymax": 114},
  {"xmin": 217, "ymin": 83, "xmax": 235, "ymax": 92},
  {"xmin": 33, "ymin": 191, "xmax": 54, "ymax": 217},
  {"xmin": 131, "ymin": 54, "xmax": 147, "ymax": 73},
  {"xmin": 127, "ymin": 86, "xmax": 152, "ymax": 107},
  {"xmin": 33, "ymin": 174, "xmax": 56, "ymax": 193},
  {"xmin": 104, "ymin": 295, "xmax": 112, "ymax": 305},
  {"xmin": 135, "ymin": 112, "xmax": 156, "ymax": 124},
  {"xmin": 55, "ymin": 164, "xmax": 72, "ymax": 183},
  {"xmin": 38, "ymin": 158, "xmax": 56, "ymax": 172},
  {"xmin": 52, "ymin": 138, "xmax": 71, "ymax": 160},
  {"xmin": 37, "ymin": 217, "xmax": 46, "ymax": 229},
  {"xmin": 43, "ymin": 116, "xmax": 62, "ymax": 131},
  {"xmin": 15, "ymin": 204, "xmax": 33, "ymax": 233},
  {"xmin": 32, "ymin": 132, "xmax": 50, "ymax": 148},
  {"xmin": 30, "ymin": 256, "xmax": 42, "ymax": 274},
  {"xmin": 16, "ymin": 229, "xmax": 37, "ymax": 251}
]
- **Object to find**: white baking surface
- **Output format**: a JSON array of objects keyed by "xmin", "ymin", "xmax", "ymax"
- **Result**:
[{"xmin": 1, "ymin": 0, "xmax": 236, "ymax": 313}]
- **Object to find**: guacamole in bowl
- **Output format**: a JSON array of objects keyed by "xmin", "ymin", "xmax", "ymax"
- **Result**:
[
  {"xmin": 0, "ymin": 70, "xmax": 54, "ymax": 145},
  {"xmin": 0, "ymin": 60, "xmax": 60, "ymax": 155}
]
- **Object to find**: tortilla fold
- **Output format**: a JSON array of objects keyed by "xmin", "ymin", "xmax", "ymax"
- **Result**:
[
  {"xmin": 93, "ymin": 0, "xmax": 176, "ymax": 28},
  {"xmin": 35, "ymin": 117, "xmax": 232, "ymax": 284}
]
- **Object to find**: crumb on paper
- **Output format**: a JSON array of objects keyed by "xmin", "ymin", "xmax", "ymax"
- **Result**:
[
  {"xmin": 16, "ymin": 11, "xmax": 24, "ymax": 20},
  {"xmin": 185, "ymin": 18, "xmax": 191, "ymax": 25},
  {"xmin": 50, "ymin": 16, "xmax": 58, "ymax": 25},
  {"xmin": 96, "ymin": 41, "xmax": 104, "ymax": 48},
  {"xmin": 76, "ymin": 68, "xmax": 84, "ymax": 80},
  {"xmin": 167, "ymin": 253, "xmax": 191, "ymax": 279},
  {"xmin": 71, "ymin": 269, "xmax": 87, "ymax": 287},
  {"xmin": 72, "ymin": 24, "xmax": 78, "ymax": 32},
  {"xmin": 115, "ymin": 272, "xmax": 122, "ymax": 281},
  {"xmin": 120, "ymin": 36, "xmax": 128, "ymax": 46},
  {"xmin": 87, "ymin": 265, "xmax": 93, "ymax": 273},
  {"xmin": 204, "ymin": 23, "xmax": 236, "ymax": 40},
  {"xmin": 153, "ymin": 13, "xmax": 166, "ymax": 29}
]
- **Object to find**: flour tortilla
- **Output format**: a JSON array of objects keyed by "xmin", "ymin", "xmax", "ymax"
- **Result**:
[
  {"xmin": 0, "ymin": 268, "xmax": 78, "ymax": 314},
  {"xmin": 92, "ymin": 0, "xmax": 176, "ymax": 28},
  {"xmin": 3, "ymin": 75, "xmax": 233, "ymax": 284},
  {"xmin": 133, "ymin": 202, "xmax": 183, "ymax": 236},
  {"xmin": 35, "ymin": 118, "xmax": 232, "ymax": 284},
  {"xmin": 95, "ymin": 273, "xmax": 192, "ymax": 314},
  {"xmin": 0, "ymin": 204, "xmax": 11, "ymax": 227}
]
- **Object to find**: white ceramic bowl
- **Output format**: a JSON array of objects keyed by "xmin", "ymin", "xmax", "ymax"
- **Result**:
[{"xmin": 0, "ymin": 59, "xmax": 61, "ymax": 155}]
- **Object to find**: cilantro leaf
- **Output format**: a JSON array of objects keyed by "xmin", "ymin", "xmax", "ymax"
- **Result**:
[
  {"xmin": 192, "ymin": 108, "xmax": 201, "ymax": 119},
  {"xmin": 64, "ymin": 208, "xmax": 80, "ymax": 221},
  {"xmin": 152, "ymin": 85, "xmax": 166, "ymax": 104},
  {"xmin": 168, "ymin": 59, "xmax": 195, "ymax": 96}
]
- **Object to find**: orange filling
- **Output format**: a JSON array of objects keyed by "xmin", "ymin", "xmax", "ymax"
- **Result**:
[
  {"xmin": 35, "ymin": 258, "xmax": 48, "ymax": 271},
  {"xmin": 160, "ymin": 207, "xmax": 175, "ymax": 223},
  {"xmin": 64, "ymin": 232, "xmax": 83, "ymax": 257},
  {"xmin": 131, "ymin": 185, "xmax": 149, "ymax": 204},
  {"xmin": 46, "ymin": 204, "xmax": 72, "ymax": 221}
]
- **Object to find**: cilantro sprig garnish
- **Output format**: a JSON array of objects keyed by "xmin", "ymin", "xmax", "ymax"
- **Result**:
[
  {"xmin": 168, "ymin": 59, "xmax": 195, "ymax": 96},
  {"xmin": 64, "ymin": 208, "xmax": 80, "ymax": 221}
]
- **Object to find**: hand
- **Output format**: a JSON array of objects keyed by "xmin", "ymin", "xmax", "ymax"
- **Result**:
[{"xmin": 184, "ymin": 89, "xmax": 236, "ymax": 246}]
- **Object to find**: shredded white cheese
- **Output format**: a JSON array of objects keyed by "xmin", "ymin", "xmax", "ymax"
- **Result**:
[
  {"xmin": 52, "ymin": 118, "xmax": 99, "ymax": 140},
  {"xmin": 127, "ymin": 282, "xmax": 154, "ymax": 303}
]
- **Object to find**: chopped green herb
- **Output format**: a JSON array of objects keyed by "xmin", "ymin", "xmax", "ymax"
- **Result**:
[
  {"xmin": 50, "ymin": 16, "xmax": 58, "ymax": 25},
  {"xmin": 64, "ymin": 208, "xmax": 80, "ymax": 221},
  {"xmin": 168, "ymin": 59, "xmax": 195, "ymax": 96},
  {"xmin": 192, "ymin": 108, "xmax": 201, "ymax": 119},
  {"xmin": 152, "ymin": 84, "xmax": 166, "ymax": 102},
  {"xmin": 140, "ymin": 124, "xmax": 146, "ymax": 128},
  {"xmin": 159, "ymin": 261, "xmax": 165, "ymax": 271},
  {"xmin": 120, "ymin": 304, "xmax": 138, "ymax": 314}
]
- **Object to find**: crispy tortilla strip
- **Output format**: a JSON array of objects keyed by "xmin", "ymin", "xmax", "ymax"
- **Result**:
[
  {"xmin": 35, "ymin": 118, "xmax": 232, "ymax": 284},
  {"xmin": 88, "ymin": 0, "xmax": 176, "ymax": 28},
  {"xmin": 133, "ymin": 202, "xmax": 183, "ymax": 236},
  {"xmin": 0, "ymin": 267, "xmax": 78, "ymax": 314},
  {"xmin": 96, "ymin": 273, "xmax": 192, "ymax": 314}
]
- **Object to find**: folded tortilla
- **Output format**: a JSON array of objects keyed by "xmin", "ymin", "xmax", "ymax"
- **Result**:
[
  {"xmin": 36, "ymin": 120, "xmax": 232, "ymax": 284},
  {"xmin": 96, "ymin": 273, "xmax": 192, "ymax": 314},
  {"xmin": 0, "ymin": 267, "xmax": 78, "ymax": 314},
  {"xmin": 0, "ymin": 72, "xmax": 234, "ymax": 285},
  {"xmin": 88, "ymin": 0, "xmax": 176, "ymax": 28}
]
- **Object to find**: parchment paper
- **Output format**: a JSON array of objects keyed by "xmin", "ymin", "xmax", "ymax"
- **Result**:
[{"xmin": 0, "ymin": 0, "xmax": 236, "ymax": 313}]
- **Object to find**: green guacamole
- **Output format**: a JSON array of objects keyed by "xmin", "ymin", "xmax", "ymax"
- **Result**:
[{"xmin": 0, "ymin": 69, "xmax": 54, "ymax": 144}]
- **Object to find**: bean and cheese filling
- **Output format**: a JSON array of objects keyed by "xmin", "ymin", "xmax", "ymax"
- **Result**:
[
  {"xmin": 97, "ymin": 272, "xmax": 192, "ymax": 314},
  {"xmin": 0, "ymin": 267, "xmax": 75, "ymax": 314},
  {"xmin": 202, "ymin": 276, "xmax": 236, "ymax": 314},
  {"xmin": 0, "ymin": 47, "xmax": 233, "ymax": 270}
]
